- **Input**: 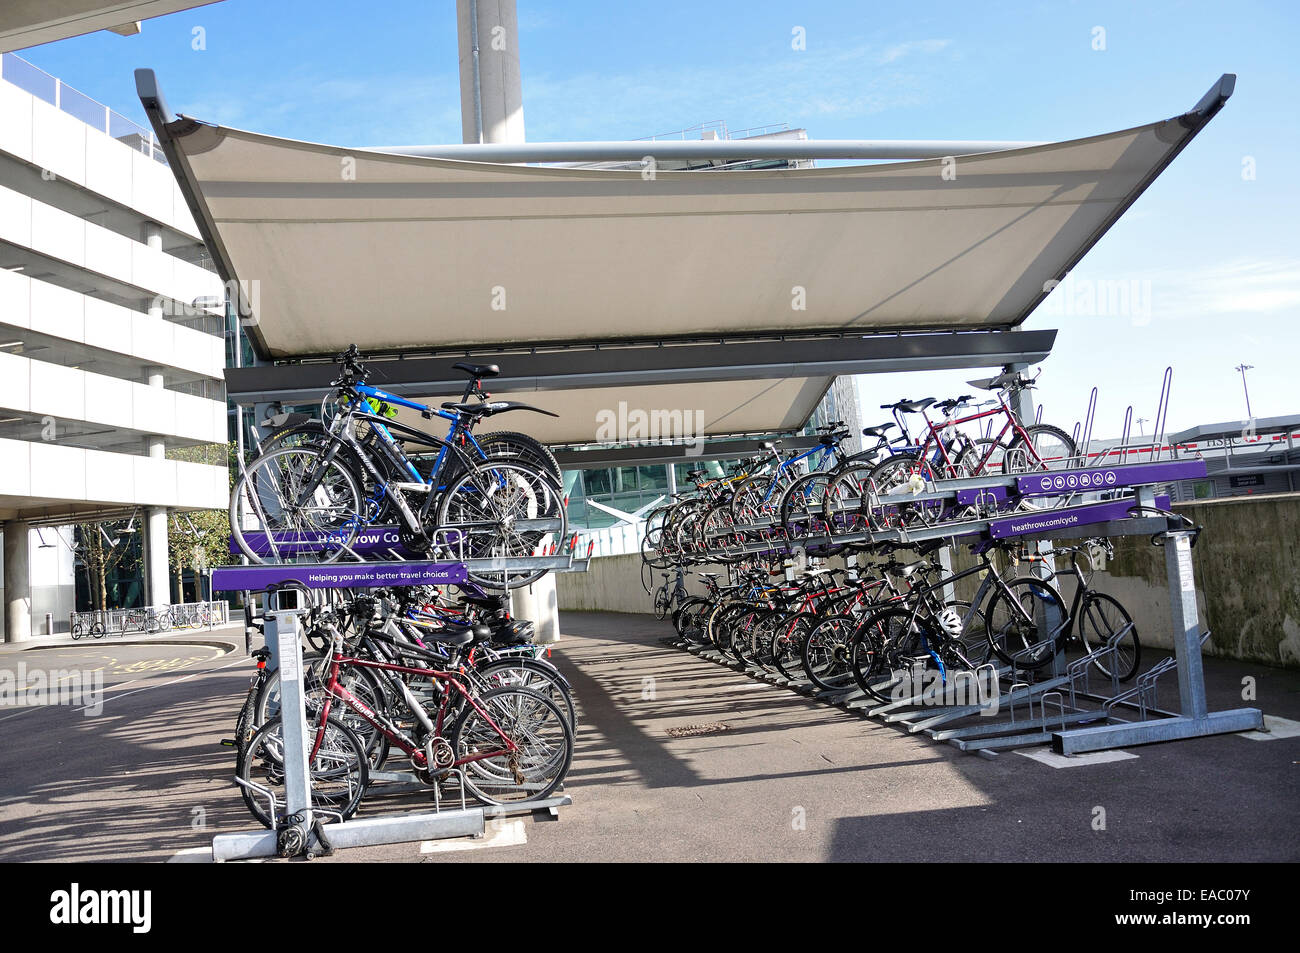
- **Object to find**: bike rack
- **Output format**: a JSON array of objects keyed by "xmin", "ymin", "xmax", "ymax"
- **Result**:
[
  {"xmin": 208, "ymin": 553, "xmax": 578, "ymax": 862},
  {"xmin": 658, "ymin": 456, "xmax": 1264, "ymax": 758}
]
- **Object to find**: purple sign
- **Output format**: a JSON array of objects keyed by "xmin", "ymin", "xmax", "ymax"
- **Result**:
[
  {"xmin": 212, "ymin": 560, "xmax": 468, "ymax": 592},
  {"xmin": 989, "ymin": 494, "xmax": 1171, "ymax": 540},
  {"xmin": 1016, "ymin": 460, "xmax": 1205, "ymax": 498},
  {"xmin": 229, "ymin": 525, "xmax": 435, "ymax": 558},
  {"xmin": 955, "ymin": 485, "xmax": 1008, "ymax": 506}
]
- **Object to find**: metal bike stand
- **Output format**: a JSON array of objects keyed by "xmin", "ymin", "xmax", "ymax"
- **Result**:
[
  {"xmin": 668, "ymin": 458, "xmax": 1264, "ymax": 758},
  {"xmin": 210, "ymin": 555, "xmax": 577, "ymax": 862},
  {"xmin": 1049, "ymin": 521, "xmax": 1263, "ymax": 754}
]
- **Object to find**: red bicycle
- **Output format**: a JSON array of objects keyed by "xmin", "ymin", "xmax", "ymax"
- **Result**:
[
  {"xmin": 236, "ymin": 621, "xmax": 573, "ymax": 829},
  {"xmin": 850, "ymin": 371, "xmax": 1076, "ymax": 527}
]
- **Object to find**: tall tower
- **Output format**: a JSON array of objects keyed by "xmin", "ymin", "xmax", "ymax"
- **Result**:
[{"xmin": 456, "ymin": 0, "xmax": 525, "ymax": 145}]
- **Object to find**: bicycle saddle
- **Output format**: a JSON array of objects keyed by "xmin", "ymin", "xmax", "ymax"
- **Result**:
[
  {"xmin": 420, "ymin": 625, "xmax": 480, "ymax": 647},
  {"xmin": 895, "ymin": 398, "xmax": 936, "ymax": 413},
  {"xmin": 441, "ymin": 401, "xmax": 494, "ymax": 415},
  {"xmin": 453, "ymin": 362, "xmax": 500, "ymax": 378},
  {"xmin": 862, "ymin": 423, "xmax": 896, "ymax": 437}
]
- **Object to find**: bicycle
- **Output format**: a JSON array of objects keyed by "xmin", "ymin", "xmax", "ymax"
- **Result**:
[
  {"xmin": 849, "ymin": 374, "xmax": 1077, "ymax": 530},
  {"xmin": 998, "ymin": 538, "xmax": 1142, "ymax": 681},
  {"xmin": 70, "ymin": 617, "xmax": 105, "ymax": 640},
  {"xmin": 235, "ymin": 614, "xmax": 573, "ymax": 828},
  {"xmin": 231, "ymin": 346, "xmax": 566, "ymax": 588},
  {"xmin": 652, "ymin": 567, "xmax": 692, "ymax": 621}
]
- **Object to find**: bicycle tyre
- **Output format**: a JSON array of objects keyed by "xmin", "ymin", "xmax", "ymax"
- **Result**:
[
  {"xmin": 230, "ymin": 446, "xmax": 364, "ymax": 564},
  {"xmin": 450, "ymin": 686, "xmax": 573, "ymax": 805},
  {"xmin": 1077, "ymin": 591, "xmax": 1141, "ymax": 682},
  {"xmin": 236, "ymin": 713, "xmax": 369, "ymax": 830},
  {"xmin": 983, "ymin": 576, "xmax": 1069, "ymax": 671}
]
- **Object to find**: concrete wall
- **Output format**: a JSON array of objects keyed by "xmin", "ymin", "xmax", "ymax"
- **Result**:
[
  {"xmin": 559, "ymin": 493, "xmax": 1300, "ymax": 669},
  {"xmin": 558, "ymin": 554, "xmax": 711, "ymax": 614}
]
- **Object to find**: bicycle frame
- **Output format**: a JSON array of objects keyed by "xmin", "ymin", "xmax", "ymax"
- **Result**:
[
  {"xmin": 313, "ymin": 640, "xmax": 518, "ymax": 774},
  {"xmin": 758, "ymin": 442, "xmax": 842, "ymax": 505},
  {"xmin": 913, "ymin": 390, "xmax": 1043, "ymax": 476}
]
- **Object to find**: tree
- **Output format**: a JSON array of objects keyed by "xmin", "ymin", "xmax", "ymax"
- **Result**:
[
  {"xmin": 167, "ymin": 509, "xmax": 233, "ymax": 602},
  {"xmin": 164, "ymin": 441, "xmax": 238, "ymax": 603},
  {"xmin": 76, "ymin": 519, "xmax": 140, "ymax": 611}
]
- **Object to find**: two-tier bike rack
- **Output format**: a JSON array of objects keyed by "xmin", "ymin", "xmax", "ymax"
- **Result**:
[
  {"xmin": 208, "ymin": 542, "xmax": 588, "ymax": 862},
  {"xmin": 668, "ymin": 456, "xmax": 1264, "ymax": 756}
]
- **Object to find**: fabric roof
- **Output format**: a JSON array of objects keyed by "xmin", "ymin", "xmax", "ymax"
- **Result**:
[
  {"xmin": 0, "ymin": 1, "xmax": 224, "ymax": 52},
  {"xmin": 142, "ymin": 75, "xmax": 1232, "ymax": 360},
  {"xmin": 138, "ymin": 71, "xmax": 1231, "ymax": 441}
]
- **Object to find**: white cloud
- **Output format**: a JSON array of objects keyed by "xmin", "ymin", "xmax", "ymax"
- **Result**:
[{"xmin": 878, "ymin": 39, "xmax": 952, "ymax": 64}]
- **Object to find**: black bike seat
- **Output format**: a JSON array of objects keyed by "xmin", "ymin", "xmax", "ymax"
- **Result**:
[
  {"xmin": 862, "ymin": 423, "xmax": 896, "ymax": 437},
  {"xmin": 422, "ymin": 627, "xmax": 476, "ymax": 647},
  {"xmin": 441, "ymin": 401, "xmax": 494, "ymax": 415},
  {"xmin": 900, "ymin": 559, "xmax": 929, "ymax": 577},
  {"xmin": 895, "ymin": 398, "xmax": 936, "ymax": 413},
  {"xmin": 453, "ymin": 361, "xmax": 500, "ymax": 378}
]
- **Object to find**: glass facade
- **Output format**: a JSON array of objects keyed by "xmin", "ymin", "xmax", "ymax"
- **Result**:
[{"xmin": 563, "ymin": 460, "xmax": 730, "ymax": 529}]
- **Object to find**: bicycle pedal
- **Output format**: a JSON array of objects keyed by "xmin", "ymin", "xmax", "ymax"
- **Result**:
[{"xmin": 219, "ymin": 738, "xmax": 236, "ymax": 747}]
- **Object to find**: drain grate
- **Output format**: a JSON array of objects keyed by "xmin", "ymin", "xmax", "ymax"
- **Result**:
[{"xmin": 666, "ymin": 723, "xmax": 732, "ymax": 738}]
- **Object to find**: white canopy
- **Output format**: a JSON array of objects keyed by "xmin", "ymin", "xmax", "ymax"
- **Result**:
[
  {"xmin": 138, "ymin": 71, "xmax": 1232, "ymax": 442},
  {"xmin": 0, "ymin": 1, "xmax": 224, "ymax": 51}
]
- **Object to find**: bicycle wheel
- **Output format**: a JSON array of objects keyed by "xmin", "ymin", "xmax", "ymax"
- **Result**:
[
  {"xmin": 451, "ymin": 686, "xmax": 573, "ymax": 805},
  {"xmin": 1077, "ymin": 591, "xmax": 1141, "ymax": 682},
  {"xmin": 236, "ymin": 713, "xmax": 370, "ymax": 830},
  {"xmin": 434, "ymin": 461, "xmax": 566, "ymax": 589},
  {"xmin": 1005, "ymin": 425, "xmax": 1077, "ymax": 473},
  {"xmin": 983, "ymin": 577, "xmax": 1068, "ymax": 670},
  {"xmin": 697, "ymin": 498, "xmax": 744, "ymax": 562},
  {"xmin": 779, "ymin": 472, "xmax": 844, "ymax": 553},
  {"xmin": 474, "ymin": 659, "xmax": 577, "ymax": 731},
  {"xmin": 475, "ymin": 431, "xmax": 562, "ymax": 483},
  {"xmin": 653, "ymin": 585, "xmax": 672, "ymax": 621},
  {"xmin": 822, "ymin": 463, "xmax": 875, "ymax": 538},
  {"xmin": 255, "ymin": 659, "xmax": 391, "ymax": 767},
  {"xmin": 90, "ymin": 622, "xmax": 106, "ymax": 638},
  {"xmin": 728, "ymin": 606, "xmax": 766, "ymax": 666},
  {"xmin": 800, "ymin": 614, "xmax": 859, "ymax": 691},
  {"xmin": 862, "ymin": 454, "xmax": 943, "ymax": 528},
  {"xmin": 849, "ymin": 606, "xmax": 921, "ymax": 703},
  {"xmin": 771, "ymin": 611, "xmax": 814, "ymax": 681},
  {"xmin": 71, "ymin": 623, "xmax": 84, "ymax": 641},
  {"xmin": 672, "ymin": 597, "xmax": 711, "ymax": 644},
  {"xmin": 230, "ymin": 446, "xmax": 363, "ymax": 564}
]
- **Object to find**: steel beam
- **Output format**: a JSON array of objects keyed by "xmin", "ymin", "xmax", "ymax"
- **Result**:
[{"xmin": 222, "ymin": 330, "xmax": 1059, "ymax": 406}]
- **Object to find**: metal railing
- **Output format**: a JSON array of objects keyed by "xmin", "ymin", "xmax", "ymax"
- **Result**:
[
  {"xmin": 70, "ymin": 600, "xmax": 230, "ymax": 636},
  {"xmin": 0, "ymin": 51, "xmax": 167, "ymax": 166}
]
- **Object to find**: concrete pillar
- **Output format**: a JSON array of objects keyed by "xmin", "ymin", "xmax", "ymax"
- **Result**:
[
  {"xmin": 512, "ymin": 574, "xmax": 559, "ymax": 644},
  {"xmin": 456, "ymin": 0, "xmax": 525, "ymax": 145},
  {"xmin": 3, "ymin": 521, "xmax": 33, "ymax": 643},
  {"xmin": 143, "ymin": 352, "xmax": 169, "ymax": 607},
  {"xmin": 144, "ymin": 507, "xmax": 170, "ymax": 608}
]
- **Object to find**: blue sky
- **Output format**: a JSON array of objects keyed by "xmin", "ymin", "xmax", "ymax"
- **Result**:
[{"xmin": 14, "ymin": 0, "xmax": 1299, "ymax": 436}]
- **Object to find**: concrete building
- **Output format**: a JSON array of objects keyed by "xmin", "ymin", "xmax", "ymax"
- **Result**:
[{"xmin": 0, "ymin": 51, "xmax": 228, "ymax": 640}]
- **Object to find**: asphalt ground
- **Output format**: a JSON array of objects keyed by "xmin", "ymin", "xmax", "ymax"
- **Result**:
[{"xmin": 0, "ymin": 614, "xmax": 1296, "ymax": 863}]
